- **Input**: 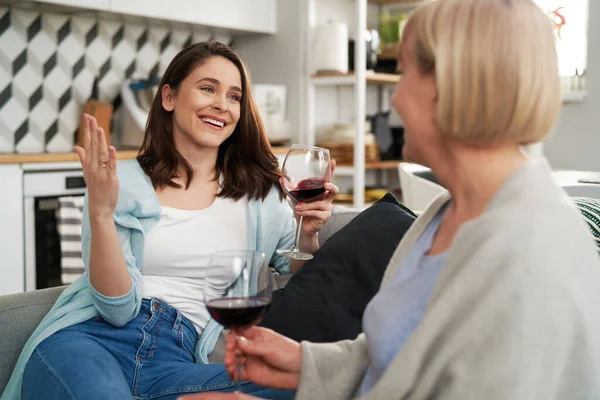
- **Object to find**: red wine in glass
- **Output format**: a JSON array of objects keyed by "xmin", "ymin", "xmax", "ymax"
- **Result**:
[
  {"xmin": 288, "ymin": 177, "xmax": 326, "ymax": 202},
  {"xmin": 277, "ymin": 144, "xmax": 331, "ymax": 261},
  {"xmin": 206, "ymin": 297, "xmax": 271, "ymax": 329}
]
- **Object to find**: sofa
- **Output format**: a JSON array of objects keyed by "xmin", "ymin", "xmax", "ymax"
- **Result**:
[
  {"xmin": 3, "ymin": 194, "xmax": 600, "ymax": 394},
  {"xmin": 0, "ymin": 206, "xmax": 362, "ymax": 393}
]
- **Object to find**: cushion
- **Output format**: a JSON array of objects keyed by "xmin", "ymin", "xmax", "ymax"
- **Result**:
[
  {"xmin": 572, "ymin": 197, "xmax": 600, "ymax": 254},
  {"xmin": 259, "ymin": 193, "xmax": 417, "ymax": 343}
]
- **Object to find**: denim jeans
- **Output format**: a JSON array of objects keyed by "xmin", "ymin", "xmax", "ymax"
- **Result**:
[{"xmin": 23, "ymin": 298, "xmax": 294, "ymax": 400}]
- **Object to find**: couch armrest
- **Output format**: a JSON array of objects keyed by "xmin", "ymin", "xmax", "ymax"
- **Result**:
[{"xmin": 0, "ymin": 286, "xmax": 66, "ymax": 393}]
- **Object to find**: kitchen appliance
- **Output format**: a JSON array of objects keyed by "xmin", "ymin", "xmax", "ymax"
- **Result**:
[
  {"xmin": 311, "ymin": 21, "xmax": 349, "ymax": 74},
  {"xmin": 119, "ymin": 78, "xmax": 160, "ymax": 148},
  {"xmin": 23, "ymin": 164, "xmax": 86, "ymax": 291},
  {"xmin": 349, "ymin": 30, "xmax": 380, "ymax": 71}
]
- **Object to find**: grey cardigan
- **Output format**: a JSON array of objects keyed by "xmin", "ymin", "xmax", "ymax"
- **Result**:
[{"xmin": 297, "ymin": 158, "xmax": 600, "ymax": 400}]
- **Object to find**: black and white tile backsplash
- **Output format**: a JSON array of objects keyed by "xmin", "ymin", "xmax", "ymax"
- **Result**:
[{"xmin": 0, "ymin": 6, "xmax": 232, "ymax": 153}]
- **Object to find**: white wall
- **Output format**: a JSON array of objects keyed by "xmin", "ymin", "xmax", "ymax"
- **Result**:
[
  {"xmin": 543, "ymin": 0, "xmax": 599, "ymax": 171},
  {"xmin": 233, "ymin": 0, "xmax": 305, "ymax": 143}
]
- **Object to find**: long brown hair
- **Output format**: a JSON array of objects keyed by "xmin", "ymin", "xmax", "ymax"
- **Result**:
[{"xmin": 137, "ymin": 41, "xmax": 283, "ymax": 201}]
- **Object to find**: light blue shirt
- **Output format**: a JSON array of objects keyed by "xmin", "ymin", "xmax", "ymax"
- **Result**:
[
  {"xmin": 2, "ymin": 158, "xmax": 296, "ymax": 400},
  {"xmin": 359, "ymin": 202, "xmax": 449, "ymax": 395}
]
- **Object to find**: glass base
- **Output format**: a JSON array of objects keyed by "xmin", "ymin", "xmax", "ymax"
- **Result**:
[{"xmin": 276, "ymin": 249, "xmax": 314, "ymax": 261}]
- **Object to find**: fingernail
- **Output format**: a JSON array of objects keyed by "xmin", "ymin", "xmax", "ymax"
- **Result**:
[{"xmin": 295, "ymin": 204, "xmax": 302, "ymax": 210}]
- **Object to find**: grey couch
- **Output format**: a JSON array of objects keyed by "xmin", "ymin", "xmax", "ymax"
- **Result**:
[{"xmin": 0, "ymin": 206, "xmax": 361, "ymax": 393}]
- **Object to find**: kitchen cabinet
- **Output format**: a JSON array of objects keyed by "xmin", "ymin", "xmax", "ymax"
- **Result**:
[
  {"xmin": 30, "ymin": 0, "xmax": 110, "ymax": 11},
  {"xmin": 110, "ymin": 0, "xmax": 276, "ymax": 34},
  {"xmin": 0, "ymin": 165, "xmax": 24, "ymax": 295},
  {"xmin": 18, "ymin": 0, "xmax": 276, "ymax": 34},
  {"xmin": 193, "ymin": 0, "xmax": 277, "ymax": 34}
]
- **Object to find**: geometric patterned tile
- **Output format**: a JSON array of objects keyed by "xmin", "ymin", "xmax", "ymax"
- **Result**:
[
  {"xmin": 51, "ymin": 99, "xmax": 80, "ymax": 152},
  {"xmin": 27, "ymin": 15, "xmax": 41, "ymax": 42},
  {"xmin": 0, "ymin": 9, "xmax": 202, "ymax": 153},
  {"xmin": 159, "ymin": 43, "xmax": 179, "ymax": 76},
  {"xmin": 10, "ymin": 9, "xmax": 38, "ymax": 42},
  {"xmin": 0, "ymin": 132, "xmax": 12, "ymax": 153},
  {"xmin": 124, "ymin": 21, "xmax": 145, "ymax": 47},
  {"xmin": 43, "ymin": 67, "xmax": 70, "ymax": 109},
  {"xmin": 28, "ymin": 30, "xmax": 56, "ymax": 77},
  {"xmin": 136, "ymin": 29, "xmax": 148, "ymax": 51},
  {"xmin": 0, "ymin": 83, "xmax": 11, "ymax": 110},
  {"xmin": 0, "ymin": 9, "xmax": 9, "ymax": 37},
  {"xmin": 0, "ymin": 66, "xmax": 10, "ymax": 92},
  {"xmin": 57, "ymin": 35, "xmax": 85, "ymax": 77},
  {"xmin": 136, "ymin": 41, "xmax": 159, "ymax": 77},
  {"xmin": 12, "ymin": 64, "xmax": 42, "ymax": 110},
  {"xmin": 99, "ymin": 18, "xmax": 120, "ymax": 44},
  {"xmin": 111, "ymin": 25, "xmax": 123, "ymax": 49},
  {"xmin": 149, "ymin": 23, "xmax": 169, "ymax": 48},
  {"xmin": 85, "ymin": 35, "xmax": 110, "ymax": 76},
  {"xmin": 170, "ymin": 26, "xmax": 192, "ymax": 48},
  {"xmin": 57, "ymin": 19, "xmax": 70, "ymax": 44},
  {"xmin": 112, "ymin": 39, "xmax": 135, "ymax": 77},
  {"xmin": 0, "ymin": 98, "xmax": 27, "ymax": 135},
  {"xmin": 70, "ymin": 15, "xmax": 96, "ymax": 40},
  {"xmin": 15, "ymin": 122, "xmax": 45, "ymax": 153},
  {"xmin": 29, "ymin": 99, "xmax": 57, "ymax": 138},
  {"xmin": 72, "ymin": 68, "xmax": 95, "ymax": 104},
  {"xmin": 57, "ymin": 35, "xmax": 85, "ymax": 76},
  {"xmin": 85, "ymin": 22, "xmax": 98, "ymax": 46},
  {"xmin": 0, "ymin": 98, "xmax": 26, "ymax": 152},
  {"xmin": 42, "ymin": 11, "xmax": 69, "ymax": 42},
  {"xmin": 0, "ymin": 27, "xmax": 27, "ymax": 75}
]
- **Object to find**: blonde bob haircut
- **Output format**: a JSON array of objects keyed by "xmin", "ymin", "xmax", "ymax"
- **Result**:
[{"xmin": 403, "ymin": 0, "xmax": 561, "ymax": 145}]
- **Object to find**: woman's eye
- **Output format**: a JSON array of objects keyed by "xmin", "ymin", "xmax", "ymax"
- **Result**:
[
  {"xmin": 201, "ymin": 86, "xmax": 214, "ymax": 93},
  {"xmin": 228, "ymin": 94, "xmax": 241, "ymax": 101}
]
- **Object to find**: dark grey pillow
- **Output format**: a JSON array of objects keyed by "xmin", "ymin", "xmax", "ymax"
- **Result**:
[{"xmin": 260, "ymin": 193, "xmax": 416, "ymax": 343}]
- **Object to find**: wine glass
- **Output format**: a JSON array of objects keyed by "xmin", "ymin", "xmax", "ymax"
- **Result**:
[
  {"xmin": 277, "ymin": 144, "xmax": 332, "ymax": 261},
  {"xmin": 204, "ymin": 250, "xmax": 273, "ymax": 393}
]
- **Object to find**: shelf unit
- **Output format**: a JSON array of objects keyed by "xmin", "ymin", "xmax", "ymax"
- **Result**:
[
  {"xmin": 304, "ymin": 0, "xmax": 420, "ymax": 208},
  {"xmin": 311, "ymin": 72, "xmax": 400, "ymax": 86}
]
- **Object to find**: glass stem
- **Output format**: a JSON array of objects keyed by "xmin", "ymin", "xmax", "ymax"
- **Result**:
[
  {"xmin": 235, "ymin": 330, "xmax": 242, "ymax": 393},
  {"xmin": 292, "ymin": 215, "xmax": 303, "ymax": 253}
]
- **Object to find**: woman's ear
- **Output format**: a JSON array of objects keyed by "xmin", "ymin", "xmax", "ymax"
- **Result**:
[{"xmin": 162, "ymin": 84, "xmax": 175, "ymax": 112}]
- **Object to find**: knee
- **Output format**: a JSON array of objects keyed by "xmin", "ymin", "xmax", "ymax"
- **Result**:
[{"xmin": 23, "ymin": 349, "xmax": 75, "ymax": 400}]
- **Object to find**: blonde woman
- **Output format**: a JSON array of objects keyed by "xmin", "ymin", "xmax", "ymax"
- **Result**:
[{"xmin": 184, "ymin": 0, "xmax": 600, "ymax": 399}]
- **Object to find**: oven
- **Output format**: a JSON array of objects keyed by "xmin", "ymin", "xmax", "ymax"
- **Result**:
[{"xmin": 23, "ymin": 163, "xmax": 86, "ymax": 291}]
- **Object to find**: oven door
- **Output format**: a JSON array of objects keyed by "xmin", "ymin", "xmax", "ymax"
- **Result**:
[{"xmin": 23, "ymin": 169, "xmax": 86, "ymax": 291}]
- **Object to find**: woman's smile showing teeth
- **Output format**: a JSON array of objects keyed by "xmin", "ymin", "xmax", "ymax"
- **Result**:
[{"xmin": 200, "ymin": 116, "xmax": 226, "ymax": 129}]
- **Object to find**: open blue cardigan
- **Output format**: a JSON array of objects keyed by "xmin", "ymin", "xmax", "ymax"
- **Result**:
[{"xmin": 2, "ymin": 158, "xmax": 296, "ymax": 400}]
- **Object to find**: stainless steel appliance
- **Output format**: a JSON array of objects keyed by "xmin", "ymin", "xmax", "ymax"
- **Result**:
[{"xmin": 23, "ymin": 163, "xmax": 86, "ymax": 291}]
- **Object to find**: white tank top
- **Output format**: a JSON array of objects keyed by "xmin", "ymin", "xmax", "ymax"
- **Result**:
[{"xmin": 142, "ymin": 195, "xmax": 248, "ymax": 334}]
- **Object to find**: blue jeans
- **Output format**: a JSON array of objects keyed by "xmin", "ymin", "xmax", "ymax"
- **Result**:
[{"xmin": 23, "ymin": 298, "xmax": 294, "ymax": 400}]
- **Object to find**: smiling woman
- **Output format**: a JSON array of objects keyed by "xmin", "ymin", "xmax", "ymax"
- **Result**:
[
  {"xmin": 3, "ymin": 41, "xmax": 339, "ymax": 400},
  {"xmin": 139, "ymin": 42, "xmax": 279, "ymax": 201}
]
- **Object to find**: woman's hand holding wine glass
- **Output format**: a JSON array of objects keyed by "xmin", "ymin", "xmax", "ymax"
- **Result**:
[
  {"xmin": 277, "ymin": 145, "xmax": 339, "ymax": 261},
  {"xmin": 204, "ymin": 251, "xmax": 274, "ymax": 394},
  {"xmin": 291, "ymin": 159, "xmax": 338, "ymax": 236}
]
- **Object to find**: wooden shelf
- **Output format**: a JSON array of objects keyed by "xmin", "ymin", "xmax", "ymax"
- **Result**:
[
  {"xmin": 334, "ymin": 160, "xmax": 401, "ymax": 176},
  {"xmin": 368, "ymin": 0, "xmax": 425, "ymax": 5},
  {"xmin": 0, "ymin": 150, "xmax": 139, "ymax": 164},
  {"xmin": 311, "ymin": 72, "xmax": 400, "ymax": 86},
  {"xmin": 0, "ymin": 146, "xmax": 291, "ymax": 164},
  {"xmin": 337, "ymin": 160, "xmax": 400, "ymax": 169}
]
